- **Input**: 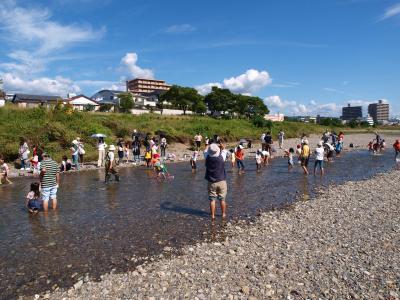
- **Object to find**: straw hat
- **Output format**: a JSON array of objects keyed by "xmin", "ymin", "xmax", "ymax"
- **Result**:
[
  {"xmin": 207, "ymin": 143, "xmax": 221, "ymax": 158},
  {"xmin": 108, "ymin": 145, "xmax": 116, "ymax": 151}
]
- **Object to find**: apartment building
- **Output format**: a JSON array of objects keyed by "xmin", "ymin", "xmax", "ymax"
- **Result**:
[
  {"xmin": 126, "ymin": 78, "xmax": 171, "ymax": 94},
  {"xmin": 368, "ymin": 100, "xmax": 390, "ymax": 124}
]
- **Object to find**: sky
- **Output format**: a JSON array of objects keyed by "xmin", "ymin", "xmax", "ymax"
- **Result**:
[{"xmin": 0, "ymin": 0, "xmax": 399, "ymax": 117}]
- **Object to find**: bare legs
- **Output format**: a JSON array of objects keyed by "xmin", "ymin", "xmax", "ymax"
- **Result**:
[
  {"xmin": 43, "ymin": 198, "xmax": 57, "ymax": 212},
  {"xmin": 210, "ymin": 200, "xmax": 226, "ymax": 220}
]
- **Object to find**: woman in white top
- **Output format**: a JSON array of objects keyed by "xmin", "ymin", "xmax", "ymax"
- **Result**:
[
  {"xmin": 314, "ymin": 142, "xmax": 325, "ymax": 176},
  {"xmin": 97, "ymin": 138, "xmax": 107, "ymax": 167}
]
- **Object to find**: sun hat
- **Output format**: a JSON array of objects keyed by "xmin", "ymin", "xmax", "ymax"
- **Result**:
[
  {"xmin": 72, "ymin": 140, "xmax": 78, "ymax": 145},
  {"xmin": 303, "ymin": 140, "xmax": 309, "ymax": 145},
  {"xmin": 207, "ymin": 143, "xmax": 221, "ymax": 158},
  {"xmin": 109, "ymin": 145, "xmax": 116, "ymax": 151}
]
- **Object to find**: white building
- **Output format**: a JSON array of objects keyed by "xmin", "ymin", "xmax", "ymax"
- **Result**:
[
  {"xmin": 65, "ymin": 95, "xmax": 100, "ymax": 111},
  {"xmin": 264, "ymin": 113, "xmax": 285, "ymax": 122},
  {"xmin": 362, "ymin": 114, "xmax": 374, "ymax": 126}
]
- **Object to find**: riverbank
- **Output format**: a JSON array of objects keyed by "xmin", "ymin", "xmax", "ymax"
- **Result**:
[
  {"xmin": 45, "ymin": 168, "xmax": 400, "ymax": 299},
  {"xmin": 6, "ymin": 132, "xmax": 392, "ymax": 179},
  {"xmin": 0, "ymin": 105, "xmax": 378, "ymax": 163}
]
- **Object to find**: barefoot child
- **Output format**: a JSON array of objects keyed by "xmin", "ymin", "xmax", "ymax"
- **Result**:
[
  {"xmin": 190, "ymin": 150, "xmax": 199, "ymax": 173},
  {"xmin": 235, "ymin": 145, "xmax": 245, "ymax": 174},
  {"xmin": 26, "ymin": 182, "xmax": 42, "ymax": 214},
  {"xmin": 285, "ymin": 148, "xmax": 295, "ymax": 170},
  {"xmin": 0, "ymin": 157, "xmax": 12, "ymax": 185},
  {"xmin": 255, "ymin": 149, "xmax": 263, "ymax": 172}
]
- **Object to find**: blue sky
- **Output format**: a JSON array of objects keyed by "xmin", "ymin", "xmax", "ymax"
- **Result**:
[{"xmin": 0, "ymin": 0, "xmax": 399, "ymax": 116}]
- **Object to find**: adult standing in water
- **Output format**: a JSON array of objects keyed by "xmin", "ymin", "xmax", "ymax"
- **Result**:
[
  {"xmin": 71, "ymin": 140, "xmax": 80, "ymax": 171},
  {"xmin": 314, "ymin": 142, "xmax": 325, "ymax": 176},
  {"xmin": 160, "ymin": 135, "xmax": 167, "ymax": 158},
  {"xmin": 300, "ymin": 140, "xmax": 310, "ymax": 175},
  {"xmin": 205, "ymin": 143, "xmax": 227, "ymax": 220},
  {"xmin": 77, "ymin": 137, "xmax": 85, "ymax": 166},
  {"xmin": 132, "ymin": 136, "xmax": 141, "ymax": 162},
  {"xmin": 40, "ymin": 153, "xmax": 60, "ymax": 212},
  {"xmin": 278, "ymin": 130, "xmax": 285, "ymax": 149},
  {"xmin": 264, "ymin": 132, "xmax": 273, "ymax": 153},
  {"xmin": 105, "ymin": 145, "xmax": 119, "ymax": 182}
]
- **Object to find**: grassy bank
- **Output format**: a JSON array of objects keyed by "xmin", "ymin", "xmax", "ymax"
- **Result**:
[{"xmin": 0, "ymin": 106, "xmax": 357, "ymax": 162}]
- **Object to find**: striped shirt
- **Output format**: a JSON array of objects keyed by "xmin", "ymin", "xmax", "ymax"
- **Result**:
[{"xmin": 40, "ymin": 159, "xmax": 59, "ymax": 188}]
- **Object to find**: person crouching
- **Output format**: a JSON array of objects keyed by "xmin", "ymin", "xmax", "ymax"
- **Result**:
[{"xmin": 105, "ymin": 145, "xmax": 119, "ymax": 183}]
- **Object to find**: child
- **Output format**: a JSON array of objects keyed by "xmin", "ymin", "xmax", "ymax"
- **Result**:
[
  {"xmin": 235, "ymin": 145, "xmax": 245, "ymax": 174},
  {"xmin": 26, "ymin": 182, "xmax": 42, "ymax": 214},
  {"xmin": 314, "ymin": 142, "xmax": 325, "ymax": 176},
  {"xmin": 335, "ymin": 141, "xmax": 343, "ymax": 157},
  {"xmin": 60, "ymin": 155, "xmax": 72, "ymax": 172},
  {"xmin": 380, "ymin": 139, "xmax": 386, "ymax": 151},
  {"xmin": 154, "ymin": 160, "xmax": 172, "ymax": 180},
  {"xmin": 190, "ymin": 150, "xmax": 199, "ymax": 173},
  {"xmin": 393, "ymin": 140, "xmax": 400, "ymax": 161},
  {"xmin": 261, "ymin": 149, "xmax": 270, "ymax": 166},
  {"xmin": 255, "ymin": 149, "xmax": 263, "ymax": 172},
  {"xmin": 296, "ymin": 144, "xmax": 302, "ymax": 164},
  {"xmin": 229, "ymin": 149, "xmax": 236, "ymax": 168},
  {"xmin": 0, "ymin": 157, "xmax": 12, "ymax": 185},
  {"xmin": 368, "ymin": 141, "xmax": 374, "ymax": 152},
  {"xmin": 285, "ymin": 148, "xmax": 295, "ymax": 170},
  {"xmin": 325, "ymin": 143, "xmax": 335, "ymax": 162},
  {"xmin": 144, "ymin": 150, "xmax": 152, "ymax": 168}
]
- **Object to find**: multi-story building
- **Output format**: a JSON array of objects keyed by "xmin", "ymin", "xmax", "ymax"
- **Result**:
[
  {"xmin": 341, "ymin": 104, "xmax": 362, "ymax": 121},
  {"xmin": 126, "ymin": 78, "xmax": 171, "ymax": 94},
  {"xmin": 368, "ymin": 100, "xmax": 389, "ymax": 124}
]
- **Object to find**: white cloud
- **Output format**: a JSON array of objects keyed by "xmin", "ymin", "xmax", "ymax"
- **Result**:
[
  {"xmin": 194, "ymin": 82, "xmax": 222, "ymax": 95},
  {"xmin": 121, "ymin": 53, "xmax": 154, "ymax": 79},
  {"xmin": 0, "ymin": 0, "xmax": 105, "ymax": 56},
  {"xmin": 378, "ymin": 3, "xmax": 400, "ymax": 21},
  {"xmin": 164, "ymin": 24, "xmax": 196, "ymax": 34},
  {"xmin": 2, "ymin": 73, "xmax": 81, "ymax": 96},
  {"xmin": 195, "ymin": 69, "xmax": 272, "ymax": 95},
  {"xmin": 264, "ymin": 96, "xmax": 340, "ymax": 116}
]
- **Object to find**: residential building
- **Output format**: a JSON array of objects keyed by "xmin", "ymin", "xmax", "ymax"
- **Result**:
[
  {"xmin": 264, "ymin": 113, "xmax": 284, "ymax": 122},
  {"xmin": 362, "ymin": 114, "xmax": 374, "ymax": 126},
  {"xmin": 368, "ymin": 100, "xmax": 389, "ymax": 124},
  {"xmin": 341, "ymin": 104, "xmax": 362, "ymax": 121},
  {"xmin": 91, "ymin": 90, "xmax": 125, "ymax": 105},
  {"xmin": 127, "ymin": 78, "xmax": 171, "ymax": 94},
  {"xmin": 12, "ymin": 94, "xmax": 61, "ymax": 108},
  {"xmin": 65, "ymin": 95, "xmax": 100, "ymax": 111}
]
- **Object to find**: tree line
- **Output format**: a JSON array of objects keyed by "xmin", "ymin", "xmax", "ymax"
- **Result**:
[{"xmin": 116, "ymin": 85, "xmax": 269, "ymax": 119}]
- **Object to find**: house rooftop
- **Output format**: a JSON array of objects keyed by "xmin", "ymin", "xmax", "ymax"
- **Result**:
[{"xmin": 12, "ymin": 93, "xmax": 61, "ymax": 103}]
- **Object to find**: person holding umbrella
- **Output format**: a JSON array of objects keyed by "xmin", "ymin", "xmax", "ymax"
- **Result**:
[{"xmin": 92, "ymin": 134, "xmax": 107, "ymax": 167}]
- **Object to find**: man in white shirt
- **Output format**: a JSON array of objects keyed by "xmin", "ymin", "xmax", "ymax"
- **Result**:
[
  {"xmin": 194, "ymin": 134, "xmax": 202, "ymax": 150},
  {"xmin": 105, "ymin": 145, "xmax": 119, "ymax": 182},
  {"xmin": 314, "ymin": 142, "xmax": 325, "ymax": 176}
]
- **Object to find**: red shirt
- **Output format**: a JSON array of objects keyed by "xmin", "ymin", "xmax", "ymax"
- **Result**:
[
  {"xmin": 393, "ymin": 142, "xmax": 400, "ymax": 151},
  {"xmin": 235, "ymin": 149, "xmax": 244, "ymax": 160}
]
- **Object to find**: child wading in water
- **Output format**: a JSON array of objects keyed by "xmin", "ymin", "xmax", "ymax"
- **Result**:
[
  {"xmin": 235, "ymin": 145, "xmax": 245, "ymax": 174},
  {"xmin": 190, "ymin": 150, "xmax": 199, "ymax": 173},
  {"xmin": 145, "ymin": 150, "xmax": 152, "ymax": 168},
  {"xmin": 255, "ymin": 149, "xmax": 263, "ymax": 172},
  {"xmin": 285, "ymin": 148, "xmax": 295, "ymax": 171},
  {"xmin": 0, "ymin": 157, "xmax": 12, "ymax": 185},
  {"xmin": 26, "ymin": 182, "xmax": 42, "ymax": 214}
]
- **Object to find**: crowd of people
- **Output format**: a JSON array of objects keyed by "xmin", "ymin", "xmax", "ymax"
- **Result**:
[{"xmin": 0, "ymin": 129, "xmax": 399, "ymax": 220}]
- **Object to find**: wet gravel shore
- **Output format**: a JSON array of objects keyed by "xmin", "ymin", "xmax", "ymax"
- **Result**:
[{"xmin": 46, "ymin": 169, "xmax": 400, "ymax": 300}]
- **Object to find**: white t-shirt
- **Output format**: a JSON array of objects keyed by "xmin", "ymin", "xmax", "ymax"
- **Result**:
[
  {"xmin": 260, "ymin": 134, "xmax": 266, "ymax": 143},
  {"xmin": 315, "ymin": 147, "xmax": 325, "ymax": 161},
  {"xmin": 98, "ymin": 142, "xmax": 106, "ymax": 151},
  {"xmin": 107, "ymin": 151, "xmax": 115, "ymax": 162},
  {"xmin": 255, "ymin": 153, "xmax": 262, "ymax": 164},
  {"xmin": 325, "ymin": 143, "xmax": 334, "ymax": 151},
  {"xmin": 262, "ymin": 150, "xmax": 270, "ymax": 157},
  {"xmin": 220, "ymin": 149, "xmax": 228, "ymax": 162}
]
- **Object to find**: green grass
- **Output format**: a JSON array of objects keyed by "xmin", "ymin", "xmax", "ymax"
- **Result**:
[{"xmin": 0, "ymin": 105, "xmax": 362, "ymax": 162}]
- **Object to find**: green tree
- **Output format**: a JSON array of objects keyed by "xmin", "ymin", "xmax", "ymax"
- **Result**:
[
  {"xmin": 118, "ymin": 92, "xmax": 134, "ymax": 112},
  {"xmin": 160, "ymin": 85, "xmax": 205, "ymax": 115},
  {"xmin": 204, "ymin": 87, "xmax": 236, "ymax": 115}
]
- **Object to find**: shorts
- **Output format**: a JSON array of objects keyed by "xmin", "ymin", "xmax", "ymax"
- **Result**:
[
  {"xmin": 301, "ymin": 157, "xmax": 309, "ymax": 167},
  {"xmin": 327, "ymin": 151, "xmax": 334, "ymax": 158},
  {"xmin": 41, "ymin": 186, "xmax": 58, "ymax": 202},
  {"xmin": 208, "ymin": 180, "xmax": 227, "ymax": 202},
  {"xmin": 314, "ymin": 160, "xmax": 324, "ymax": 169},
  {"xmin": 28, "ymin": 199, "xmax": 42, "ymax": 211}
]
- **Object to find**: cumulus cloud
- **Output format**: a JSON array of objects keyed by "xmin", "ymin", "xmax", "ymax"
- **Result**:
[
  {"xmin": 121, "ymin": 53, "xmax": 154, "ymax": 79},
  {"xmin": 378, "ymin": 3, "xmax": 400, "ymax": 21},
  {"xmin": 195, "ymin": 69, "xmax": 272, "ymax": 95},
  {"xmin": 264, "ymin": 96, "xmax": 340, "ymax": 116},
  {"xmin": 2, "ymin": 73, "xmax": 81, "ymax": 96},
  {"xmin": 163, "ymin": 24, "xmax": 196, "ymax": 34}
]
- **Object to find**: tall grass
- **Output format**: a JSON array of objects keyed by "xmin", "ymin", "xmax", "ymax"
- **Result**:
[{"xmin": 0, "ymin": 106, "xmax": 329, "ymax": 162}]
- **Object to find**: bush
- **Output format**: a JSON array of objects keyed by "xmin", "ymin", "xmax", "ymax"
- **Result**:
[{"xmin": 251, "ymin": 115, "xmax": 272, "ymax": 129}]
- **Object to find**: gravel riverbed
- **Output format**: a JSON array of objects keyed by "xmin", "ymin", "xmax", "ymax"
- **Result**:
[{"xmin": 45, "ymin": 169, "xmax": 400, "ymax": 300}]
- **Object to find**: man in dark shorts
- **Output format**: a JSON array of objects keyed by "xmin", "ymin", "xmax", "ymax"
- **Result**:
[{"xmin": 264, "ymin": 132, "xmax": 273, "ymax": 152}]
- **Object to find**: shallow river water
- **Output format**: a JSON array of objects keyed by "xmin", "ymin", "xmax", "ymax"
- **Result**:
[{"xmin": 0, "ymin": 149, "xmax": 396, "ymax": 299}]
